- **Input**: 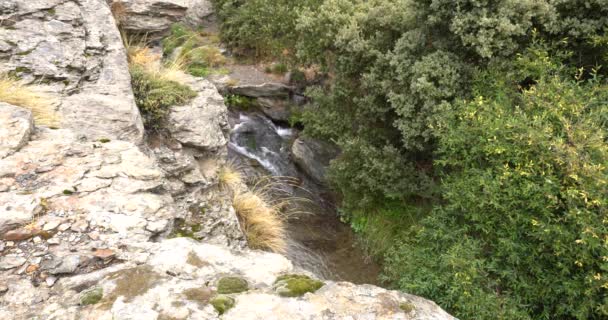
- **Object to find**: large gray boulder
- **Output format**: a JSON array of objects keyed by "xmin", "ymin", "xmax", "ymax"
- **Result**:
[
  {"xmin": 0, "ymin": 0, "xmax": 144, "ymax": 143},
  {"xmin": 291, "ymin": 137, "xmax": 340, "ymax": 184},
  {"xmin": 111, "ymin": 0, "xmax": 188, "ymax": 35}
]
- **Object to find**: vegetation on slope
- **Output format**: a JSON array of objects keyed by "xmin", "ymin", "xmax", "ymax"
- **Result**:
[
  {"xmin": 0, "ymin": 74, "xmax": 59, "ymax": 127},
  {"xmin": 212, "ymin": 0, "xmax": 608, "ymax": 318}
]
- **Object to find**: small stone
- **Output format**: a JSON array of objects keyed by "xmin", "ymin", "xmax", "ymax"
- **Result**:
[
  {"xmin": 47, "ymin": 238, "xmax": 60, "ymax": 245},
  {"xmin": 80, "ymin": 287, "xmax": 103, "ymax": 305},
  {"xmin": 210, "ymin": 294, "xmax": 235, "ymax": 315},
  {"xmin": 25, "ymin": 264, "xmax": 39, "ymax": 274},
  {"xmin": 49, "ymin": 255, "xmax": 80, "ymax": 274},
  {"xmin": 45, "ymin": 276, "xmax": 57, "ymax": 287},
  {"xmin": 71, "ymin": 220, "xmax": 88, "ymax": 233},
  {"xmin": 3, "ymin": 228, "xmax": 36, "ymax": 241},
  {"xmin": 0, "ymin": 284, "xmax": 8, "ymax": 293},
  {"xmin": 6, "ymin": 241, "xmax": 14, "ymax": 247},
  {"xmin": 145, "ymin": 220, "xmax": 168, "ymax": 234},
  {"xmin": 0, "ymin": 255, "xmax": 27, "ymax": 270},
  {"xmin": 58, "ymin": 223, "xmax": 71, "ymax": 231},
  {"xmin": 43, "ymin": 220, "xmax": 61, "ymax": 231},
  {"xmin": 88, "ymin": 232, "xmax": 99, "ymax": 240},
  {"xmin": 32, "ymin": 236, "xmax": 41, "ymax": 244},
  {"xmin": 93, "ymin": 248, "xmax": 115, "ymax": 260},
  {"xmin": 273, "ymin": 274, "xmax": 324, "ymax": 297},
  {"xmin": 217, "ymin": 276, "xmax": 249, "ymax": 294}
]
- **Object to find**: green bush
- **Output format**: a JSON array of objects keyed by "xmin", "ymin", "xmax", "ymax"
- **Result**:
[
  {"xmin": 384, "ymin": 49, "xmax": 608, "ymax": 319},
  {"xmin": 130, "ymin": 65, "xmax": 197, "ymax": 129}
]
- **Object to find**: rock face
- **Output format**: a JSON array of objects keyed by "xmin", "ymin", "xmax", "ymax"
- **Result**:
[
  {"xmin": 0, "ymin": 1, "xmax": 455, "ymax": 320},
  {"xmin": 291, "ymin": 137, "xmax": 340, "ymax": 184},
  {"xmin": 0, "ymin": 103, "xmax": 33, "ymax": 159},
  {"xmin": 0, "ymin": 0, "xmax": 144, "ymax": 143}
]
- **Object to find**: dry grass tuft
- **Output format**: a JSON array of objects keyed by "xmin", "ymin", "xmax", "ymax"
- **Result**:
[
  {"xmin": 0, "ymin": 74, "xmax": 59, "ymax": 127},
  {"xmin": 123, "ymin": 33, "xmax": 189, "ymax": 84},
  {"xmin": 219, "ymin": 164, "xmax": 289, "ymax": 253},
  {"xmin": 233, "ymin": 191, "xmax": 287, "ymax": 253}
]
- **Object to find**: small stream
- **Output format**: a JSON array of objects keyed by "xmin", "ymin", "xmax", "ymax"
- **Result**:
[{"xmin": 227, "ymin": 110, "xmax": 380, "ymax": 284}]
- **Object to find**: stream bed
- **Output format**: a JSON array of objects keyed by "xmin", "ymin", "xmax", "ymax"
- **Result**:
[{"xmin": 228, "ymin": 110, "xmax": 381, "ymax": 285}]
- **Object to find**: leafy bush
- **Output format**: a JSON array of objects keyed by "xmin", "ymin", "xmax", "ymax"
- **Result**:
[
  {"xmin": 130, "ymin": 65, "xmax": 197, "ymax": 129},
  {"xmin": 384, "ymin": 49, "xmax": 608, "ymax": 319}
]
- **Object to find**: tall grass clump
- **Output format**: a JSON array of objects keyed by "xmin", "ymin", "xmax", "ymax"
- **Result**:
[
  {"xmin": 123, "ymin": 35, "xmax": 196, "ymax": 129},
  {"xmin": 219, "ymin": 164, "xmax": 295, "ymax": 253},
  {"xmin": 0, "ymin": 74, "xmax": 59, "ymax": 127}
]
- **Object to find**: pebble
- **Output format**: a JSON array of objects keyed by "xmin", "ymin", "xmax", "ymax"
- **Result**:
[
  {"xmin": 0, "ymin": 255, "xmax": 27, "ymax": 270},
  {"xmin": 3, "ymin": 228, "xmax": 36, "ymax": 241},
  {"xmin": 58, "ymin": 223, "xmax": 71, "ymax": 232},
  {"xmin": 88, "ymin": 232, "xmax": 99, "ymax": 240},
  {"xmin": 33, "ymin": 236, "xmax": 42, "ymax": 244},
  {"xmin": 71, "ymin": 220, "xmax": 88, "ymax": 233},
  {"xmin": 43, "ymin": 220, "xmax": 62, "ymax": 231},
  {"xmin": 47, "ymin": 238, "xmax": 60, "ymax": 245},
  {"xmin": 45, "ymin": 276, "xmax": 57, "ymax": 287},
  {"xmin": 0, "ymin": 284, "xmax": 8, "ymax": 294},
  {"xmin": 6, "ymin": 241, "xmax": 14, "ymax": 247},
  {"xmin": 49, "ymin": 255, "xmax": 81, "ymax": 275}
]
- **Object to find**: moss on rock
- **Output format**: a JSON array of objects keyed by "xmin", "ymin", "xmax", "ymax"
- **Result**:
[
  {"xmin": 273, "ymin": 274, "xmax": 324, "ymax": 297},
  {"xmin": 217, "ymin": 276, "xmax": 248, "ymax": 294},
  {"xmin": 210, "ymin": 294, "xmax": 235, "ymax": 315},
  {"xmin": 80, "ymin": 287, "xmax": 103, "ymax": 305}
]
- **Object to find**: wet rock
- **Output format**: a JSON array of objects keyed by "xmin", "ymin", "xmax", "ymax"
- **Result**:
[
  {"xmin": 273, "ymin": 274, "xmax": 324, "ymax": 297},
  {"xmin": 80, "ymin": 287, "xmax": 103, "ymax": 305},
  {"xmin": 0, "ymin": 255, "xmax": 26, "ymax": 270},
  {"xmin": 230, "ymin": 83, "xmax": 293, "ymax": 98},
  {"xmin": 217, "ymin": 276, "xmax": 248, "ymax": 294},
  {"xmin": 257, "ymin": 97, "xmax": 292, "ymax": 122},
  {"xmin": 0, "ymin": 103, "xmax": 33, "ymax": 159},
  {"xmin": 291, "ymin": 137, "xmax": 340, "ymax": 184}
]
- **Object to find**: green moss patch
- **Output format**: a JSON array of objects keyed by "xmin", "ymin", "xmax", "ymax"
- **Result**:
[
  {"xmin": 217, "ymin": 276, "xmax": 248, "ymax": 294},
  {"xmin": 273, "ymin": 274, "xmax": 324, "ymax": 297},
  {"xmin": 400, "ymin": 302, "xmax": 415, "ymax": 313},
  {"xmin": 210, "ymin": 294, "xmax": 235, "ymax": 315},
  {"xmin": 80, "ymin": 287, "xmax": 103, "ymax": 305}
]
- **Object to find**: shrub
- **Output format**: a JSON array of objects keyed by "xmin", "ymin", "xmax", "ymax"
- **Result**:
[
  {"xmin": 129, "ymin": 65, "xmax": 196, "ymax": 129},
  {"xmin": 0, "ymin": 74, "xmax": 59, "ymax": 127},
  {"xmin": 384, "ymin": 49, "xmax": 608, "ymax": 319}
]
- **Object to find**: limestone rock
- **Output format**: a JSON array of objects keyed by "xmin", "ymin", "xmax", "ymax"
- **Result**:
[
  {"xmin": 291, "ymin": 137, "xmax": 340, "ymax": 184},
  {"xmin": 257, "ymin": 97, "xmax": 292, "ymax": 122},
  {"xmin": 0, "ymin": 103, "xmax": 33, "ymax": 159},
  {"xmin": 167, "ymin": 76, "xmax": 229, "ymax": 151},
  {"xmin": 112, "ymin": 0, "xmax": 188, "ymax": 36},
  {"xmin": 0, "ymin": 194, "xmax": 41, "ymax": 236},
  {"xmin": 0, "ymin": 0, "xmax": 144, "ymax": 143}
]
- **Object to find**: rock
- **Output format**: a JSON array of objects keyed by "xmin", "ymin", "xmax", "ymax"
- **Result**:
[
  {"xmin": 93, "ymin": 249, "xmax": 115, "ymax": 260},
  {"xmin": 0, "ymin": 255, "xmax": 26, "ymax": 270},
  {"xmin": 80, "ymin": 287, "xmax": 103, "ymax": 305},
  {"xmin": 167, "ymin": 76, "xmax": 229, "ymax": 151},
  {"xmin": 111, "ymin": 0, "xmax": 188, "ymax": 37},
  {"xmin": 217, "ymin": 276, "xmax": 248, "ymax": 294},
  {"xmin": 230, "ymin": 83, "xmax": 293, "ymax": 98},
  {"xmin": 0, "ymin": 194, "xmax": 41, "ymax": 236},
  {"xmin": 0, "ymin": 0, "xmax": 144, "ymax": 143},
  {"xmin": 145, "ymin": 220, "xmax": 168, "ymax": 234},
  {"xmin": 257, "ymin": 98, "xmax": 292, "ymax": 122},
  {"xmin": 50, "ymin": 255, "xmax": 80, "ymax": 275},
  {"xmin": 42, "ymin": 220, "xmax": 62, "ymax": 231},
  {"xmin": 70, "ymin": 220, "xmax": 88, "ymax": 233},
  {"xmin": 3, "ymin": 227, "xmax": 37, "ymax": 241},
  {"xmin": 184, "ymin": 0, "xmax": 214, "ymax": 26},
  {"xmin": 291, "ymin": 137, "xmax": 340, "ymax": 184},
  {"xmin": 45, "ymin": 276, "xmax": 57, "ymax": 287},
  {"xmin": 211, "ymin": 294, "xmax": 235, "ymax": 315},
  {"xmin": 273, "ymin": 274, "xmax": 324, "ymax": 297},
  {"xmin": 0, "ymin": 103, "xmax": 33, "ymax": 159}
]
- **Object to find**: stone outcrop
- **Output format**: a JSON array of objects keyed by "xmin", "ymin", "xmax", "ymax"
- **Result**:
[
  {"xmin": 0, "ymin": 1, "xmax": 455, "ymax": 319},
  {"xmin": 291, "ymin": 137, "xmax": 340, "ymax": 184},
  {"xmin": 0, "ymin": 0, "xmax": 144, "ymax": 143}
]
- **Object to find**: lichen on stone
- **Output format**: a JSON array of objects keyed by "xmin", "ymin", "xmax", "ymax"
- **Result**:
[
  {"xmin": 80, "ymin": 287, "xmax": 103, "ymax": 305},
  {"xmin": 273, "ymin": 274, "xmax": 324, "ymax": 297},
  {"xmin": 217, "ymin": 276, "xmax": 248, "ymax": 294},
  {"xmin": 400, "ymin": 302, "xmax": 416, "ymax": 313},
  {"xmin": 210, "ymin": 294, "xmax": 235, "ymax": 315}
]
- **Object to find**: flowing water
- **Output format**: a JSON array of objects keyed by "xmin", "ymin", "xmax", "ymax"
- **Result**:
[{"xmin": 228, "ymin": 110, "xmax": 381, "ymax": 284}]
